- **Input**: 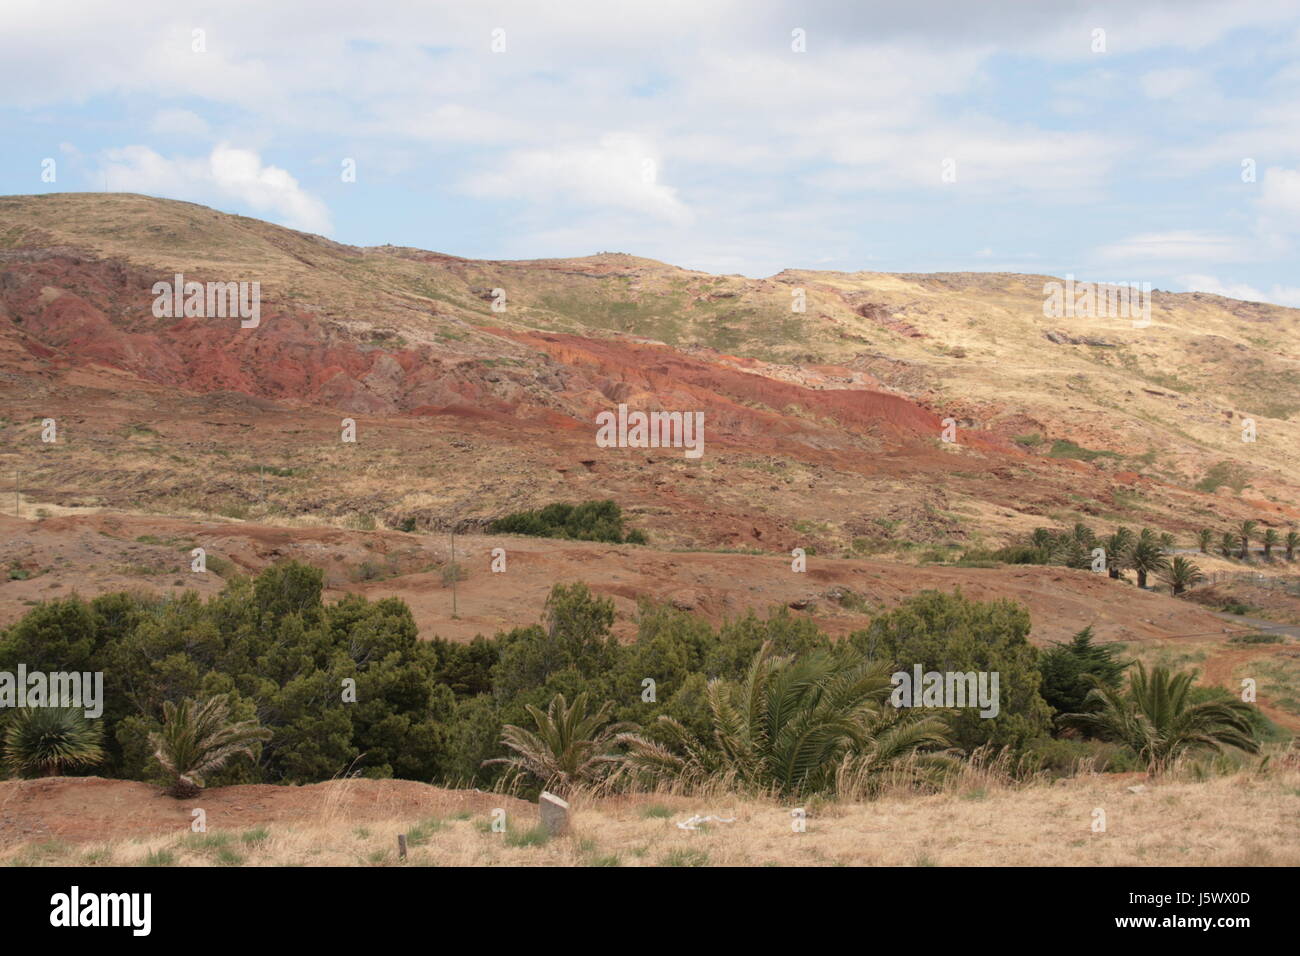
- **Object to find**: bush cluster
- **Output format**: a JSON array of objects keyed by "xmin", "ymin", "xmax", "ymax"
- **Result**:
[
  {"xmin": 1, "ymin": 562, "xmax": 1219, "ymax": 791},
  {"xmin": 489, "ymin": 500, "xmax": 647, "ymax": 544}
]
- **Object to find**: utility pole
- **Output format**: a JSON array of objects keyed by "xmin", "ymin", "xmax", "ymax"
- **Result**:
[
  {"xmin": 13, "ymin": 467, "xmax": 18, "ymax": 518},
  {"xmin": 450, "ymin": 527, "xmax": 458, "ymax": 617}
]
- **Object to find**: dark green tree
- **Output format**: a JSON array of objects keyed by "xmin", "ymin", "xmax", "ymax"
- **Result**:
[{"xmin": 849, "ymin": 589, "xmax": 1052, "ymax": 752}]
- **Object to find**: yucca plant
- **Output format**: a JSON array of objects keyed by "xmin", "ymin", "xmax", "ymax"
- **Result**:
[
  {"xmin": 1261, "ymin": 527, "xmax": 1280, "ymax": 562},
  {"xmin": 150, "ymin": 695, "xmax": 271, "ymax": 798},
  {"xmin": 1196, "ymin": 528, "xmax": 1214, "ymax": 554},
  {"xmin": 1163, "ymin": 555, "xmax": 1204, "ymax": 596},
  {"xmin": 619, "ymin": 643, "xmax": 949, "ymax": 797},
  {"xmin": 3, "ymin": 707, "xmax": 104, "ymax": 778},
  {"xmin": 486, "ymin": 692, "xmax": 633, "ymax": 795},
  {"xmin": 1060, "ymin": 663, "xmax": 1259, "ymax": 775},
  {"xmin": 1238, "ymin": 520, "xmax": 1258, "ymax": 560},
  {"xmin": 1126, "ymin": 529, "xmax": 1169, "ymax": 589}
]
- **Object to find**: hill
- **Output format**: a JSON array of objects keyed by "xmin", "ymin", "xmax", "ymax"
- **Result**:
[{"xmin": 1, "ymin": 192, "xmax": 1296, "ymax": 557}]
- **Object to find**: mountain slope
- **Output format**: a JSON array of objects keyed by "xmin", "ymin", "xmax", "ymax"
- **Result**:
[{"xmin": 0, "ymin": 191, "xmax": 1296, "ymax": 556}]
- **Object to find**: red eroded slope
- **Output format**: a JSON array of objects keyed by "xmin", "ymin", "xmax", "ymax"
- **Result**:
[
  {"xmin": 1, "ymin": 253, "xmax": 1008, "ymax": 460},
  {"xmin": 1, "ymin": 254, "xmax": 512, "ymax": 415},
  {"xmin": 494, "ymin": 328, "xmax": 1010, "ymax": 452}
]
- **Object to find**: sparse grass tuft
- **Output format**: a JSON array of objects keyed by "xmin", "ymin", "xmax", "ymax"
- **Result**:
[
  {"xmin": 660, "ymin": 848, "xmax": 710, "ymax": 867},
  {"xmin": 504, "ymin": 825, "xmax": 551, "ymax": 848}
]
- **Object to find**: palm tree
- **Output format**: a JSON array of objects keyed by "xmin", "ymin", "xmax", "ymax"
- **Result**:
[
  {"xmin": 1029, "ymin": 527, "xmax": 1054, "ymax": 556},
  {"xmin": 1196, "ymin": 528, "xmax": 1214, "ymax": 554},
  {"xmin": 3, "ymin": 707, "xmax": 104, "ymax": 778},
  {"xmin": 486, "ymin": 692, "xmax": 632, "ymax": 795},
  {"xmin": 1060, "ymin": 663, "xmax": 1259, "ymax": 774},
  {"xmin": 1053, "ymin": 535, "xmax": 1093, "ymax": 570},
  {"xmin": 619, "ymin": 643, "xmax": 949, "ymax": 797},
  {"xmin": 1219, "ymin": 531, "xmax": 1237, "ymax": 559},
  {"xmin": 1158, "ymin": 531, "xmax": 1176, "ymax": 551},
  {"xmin": 1072, "ymin": 522, "xmax": 1096, "ymax": 547},
  {"xmin": 1238, "ymin": 520, "xmax": 1258, "ymax": 560},
  {"xmin": 150, "ymin": 695, "xmax": 272, "ymax": 798},
  {"xmin": 1262, "ymin": 528, "xmax": 1280, "ymax": 562},
  {"xmin": 1127, "ymin": 529, "xmax": 1169, "ymax": 589},
  {"xmin": 1163, "ymin": 556, "xmax": 1205, "ymax": 596},
  {"xmin": 1286, "ymin": 530, "xmax": 1299, "ymax": 562},
  {"xmin": 1101, "ymin": 528, "xmax": 1135, "ymax": 580}
]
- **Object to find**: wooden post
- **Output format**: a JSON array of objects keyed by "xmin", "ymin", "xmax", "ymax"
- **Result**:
[
  {"xmin": 397, "ymin": 833, "xmax": 407, "ymax": 860},
  {"xmin": 451, "ymin": 528, "xmax": 457, "ymax": 617}
]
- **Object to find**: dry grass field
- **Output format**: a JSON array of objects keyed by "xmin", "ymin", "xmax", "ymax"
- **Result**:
[{"xmin": 4, "ymin": 761, "xmax": 1297, "ymax": 867}]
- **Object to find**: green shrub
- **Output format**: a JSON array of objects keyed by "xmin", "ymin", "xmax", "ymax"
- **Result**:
[
  {"xmin": 1195, "ymin": 461, "xmax": 1249, "ymax": 494},
  {"xmin": 0, "ymin": 556, "xmax": 1092, "ymax": 797},
  {"xmin": 204, "ymin": 553, "xmax": 235, "ymax": 577},
  {"xmin": 490, "ymin": 500, "xmax": 643, "ymax": 544},
  {"xmin": 405, "ymin": 818, "xmax": 445, "ymax": 846},
  {"xmin": 0, "ymin": 564, "xmax": 455, "ymax": 786},
  {"xmin": 1037, "ymin": 626, "xmax": 1130, "ymax": 722},
  {"xmin": 3, "ymin": 707, "xmax": 105, "ymax": 778},
  {"xmin": 850, "ymin": 589, "xmax": 1053, "ymax": 753},
  {"xmin": 240, "ymin": 827, "xmax": 270, "ymax": 847},
  {"xmin": 1229, "ymin": 633, "xmax": 1283, "ymax": 644},
  {"xmin": 1047, "ymin": 439, "xmax": 1121, "ymax": 462},
  {"xmin": 1021, "ymin": 737, "xmax": 1140, "ymax": 776}
]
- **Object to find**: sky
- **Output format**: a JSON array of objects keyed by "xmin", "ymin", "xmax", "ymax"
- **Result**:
[{"xmin": 2, "ymin": 0, "xmax": 1299, "ymax": 304}]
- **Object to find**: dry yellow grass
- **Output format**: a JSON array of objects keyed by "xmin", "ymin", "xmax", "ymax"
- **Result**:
[{"xmin": 7, "ymin": 767, "xmax": 1297, "ymax": 868}]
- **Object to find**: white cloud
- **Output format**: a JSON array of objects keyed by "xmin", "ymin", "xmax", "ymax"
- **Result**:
[
  {"xmin": 1095, "ymin": 231, "xmax": 1247, "ymax": 263},
  {"xmin": 1139, "ymin": 68, "xmax": 1205, "ymax": 99},
  {"xmin": 149, "ymin": 108, "xmax": 211, "ymax": 139},
  {"xmin": 1179, "ymin": 273, "xmax": 1300, "ymax": 307},
  {"xmin": 97, "ymin": 144, "xmax": 332, "ymax": 235},
  {"xmin": 463, "ymin": 134, "xmax": 691, "ymax": 224},
  {"xmin": 1258, "ymin": 165, "xmax": 1300, "ymax": 223},
  {"xmin": 3, "ymin": 0, "xmax": 1299, "ymax": 280}
]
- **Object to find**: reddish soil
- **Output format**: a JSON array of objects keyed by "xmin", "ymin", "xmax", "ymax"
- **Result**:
[
  {"xmin": 1201, "ymin": 642, "xmax": 1300, "ymax": 732},
  {"xmin": 0, "ymin": 511, "xmax": 1240, "ymax": 647},
  {"xmin": 0, "ymin": 776, "xmax": 528, "ymax": 847}
]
